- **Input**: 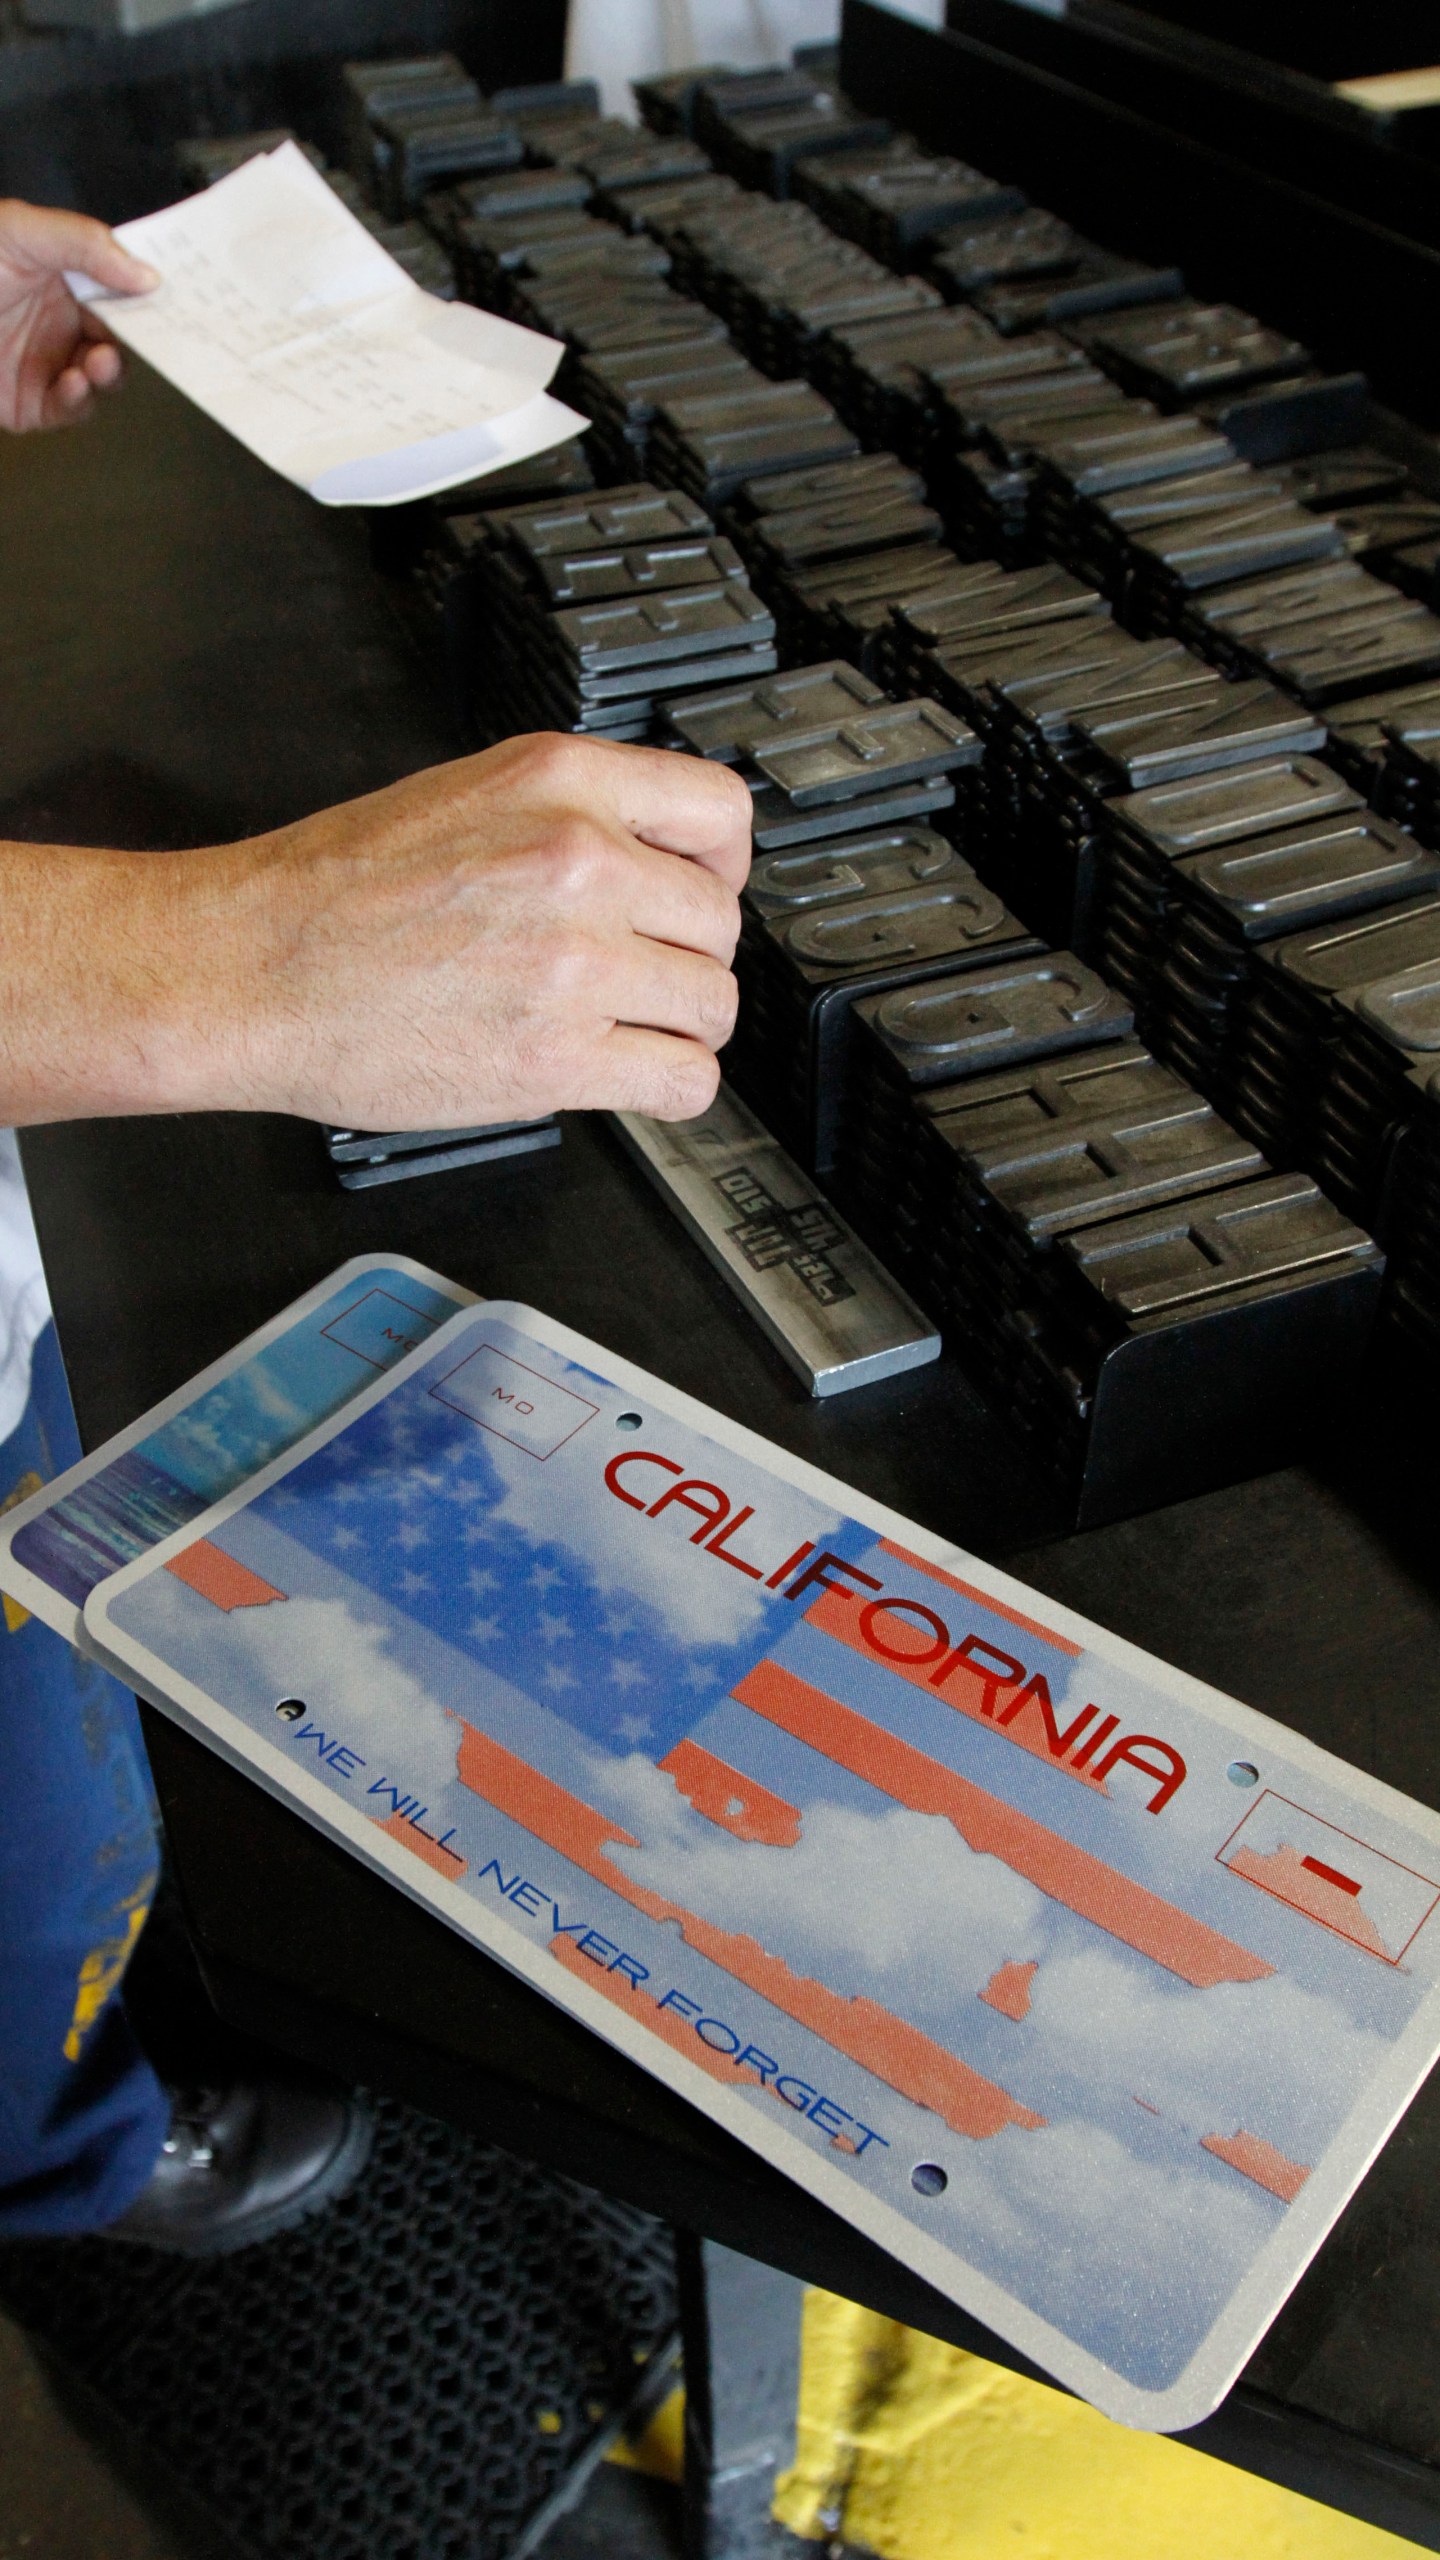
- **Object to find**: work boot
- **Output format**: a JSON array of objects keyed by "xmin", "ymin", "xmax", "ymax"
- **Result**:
[{"xmin": 103, "ymin": 2074, "xmax": 373, "ymax": 2255}]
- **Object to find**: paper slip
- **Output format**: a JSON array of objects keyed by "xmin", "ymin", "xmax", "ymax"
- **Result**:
[
  {"xmin": 79, "ymin": 1299, "xmax": 1440, "ymax": 2430},
  {"xmin": 71, "ymin": 143, "xmax": 588, "ymax": 505},
  {"xmin": 0, "ymin": 1254, "xmax": 473, "ymax": 1644}
]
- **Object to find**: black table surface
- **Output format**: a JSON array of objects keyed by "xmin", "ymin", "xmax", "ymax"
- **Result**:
[{"xmin": 8, "ymin": 364, "xmax": 1440, "ymax": 2546}]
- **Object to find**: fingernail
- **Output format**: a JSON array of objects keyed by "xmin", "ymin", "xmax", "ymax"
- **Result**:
[{"xmin": 129, "ymin": 259, "xmax": 160, "ymax": 291}]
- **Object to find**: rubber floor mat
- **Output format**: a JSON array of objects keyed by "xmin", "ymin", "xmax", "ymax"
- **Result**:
[{"xmin": 0, "ymin": 2094, "xmax": 677, "ymax": 2560}]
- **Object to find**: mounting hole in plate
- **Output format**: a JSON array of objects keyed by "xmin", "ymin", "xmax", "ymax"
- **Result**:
[
  {"xmin": 616, "ymin": 1412, "xmax": 644, "ymax": 1431},
  {"xmin": 1227, "ymin": 1761, "xmax": 1260, "ymax": 1788},
  {"xmin": 275, "ymin": 1698, "xmax": 307, "ymax": 1722},
  {"xmin": 911, "ymin": 2161, "xmax": 947, "ymax": 2198}
]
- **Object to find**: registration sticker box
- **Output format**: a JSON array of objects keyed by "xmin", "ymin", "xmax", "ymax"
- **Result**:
[
  {"xmin": 321, "ymin": 1287, "xmax": 445, "ymax": 1369},
  {"xmin": 1218, "ymin": 1790, "xmax": 1440, "ymax": 1964},
  {"xmin": 429, "ymin": 1342, "xmax": 599, "ymax": 1458}
]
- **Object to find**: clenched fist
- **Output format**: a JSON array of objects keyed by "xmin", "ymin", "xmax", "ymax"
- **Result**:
[{"xmin": 0, "ymin": 734, "xmax": 754, "ymax": 1131}]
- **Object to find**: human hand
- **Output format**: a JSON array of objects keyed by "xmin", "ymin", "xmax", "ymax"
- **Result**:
[
  {"xmin": 0, "ymin": 198, "xmax": 156, "ymax": 432},
  {"xmin": 176, "ymin": 732, "xmax": 754, "ymax": 1129}
]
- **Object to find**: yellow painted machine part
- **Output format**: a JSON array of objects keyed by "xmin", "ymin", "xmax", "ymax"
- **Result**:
[
  {"xmin": 607, "ymin": 2382, "xmax": 685, "ymax": 2483},
  {"xmin": 607, "ymin": 2291, "xmax": 1428, "ymax": 2555},
  {"xmin": 772, "ymin": 2290, "xmax": 1428, "ymax": 2560}
]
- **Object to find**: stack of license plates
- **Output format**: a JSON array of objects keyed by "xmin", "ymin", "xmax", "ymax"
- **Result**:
[
  {"xmin": 322, "ymin": 1119, "xmax": 560, "ymax": 1192},
  {"xmin": 726, "ymin": 809, "xmax": 1039, "ymax": 1176},
  {"xmin": 835, "ymin": 960, "xmax": 1382, "ymax": 1514},
  {"xmin": 1090, "ymin": 757, "xmax": 1439, "ymax": 1095},
  {"xmin": 464, "ymin": 482, "xmax": 778, "ymax": 743},
  {"xmin": 1233, "ymin": 894, "xmax": 1440, "ymax": 1180},
  {"xmin": 659, "ymin": 655, "xmax": 980, "ymax": 852}
]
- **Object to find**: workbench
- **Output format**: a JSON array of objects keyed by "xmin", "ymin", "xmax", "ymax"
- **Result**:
[{"xmin": 7, "ymin": 357, "xmax": 1440, "ymax": 2549}]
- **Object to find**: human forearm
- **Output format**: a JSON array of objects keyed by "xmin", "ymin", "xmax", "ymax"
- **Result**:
[
  {"xmin": 0, "ymin": 833, "xmax": 265, "ymax": 1123},
  {"xmin": 0, "ymin": 735, "xmax": 753, "ymax": 1130}
]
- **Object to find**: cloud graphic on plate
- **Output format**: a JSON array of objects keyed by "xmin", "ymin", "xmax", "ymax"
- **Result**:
[
  {"xmin": 593, "ymin": 1747, "xmax": 1387, "ymax": 2170},
  {"xmin": 243, "ymin": 1596, "xmax": 468, "ymax": 1801},
  {"xmin": 1026, "ymin": 1943, "xmax": 1387, "ymax": 2161},
  {"xmin": 156, "ymin": 1359, "xmax": 314, "ymax": 1489},
  {"xmin": 134, "ymin": 1572, "xmax": 466, "ymax": 1805},
  {"xmin": 945, "ymin": 2113, "xmax": 1280, "ymax": 2379},
  {"xmin": 599, "ymin": 1754, "xmax": 1049, "ymax": 1994}
]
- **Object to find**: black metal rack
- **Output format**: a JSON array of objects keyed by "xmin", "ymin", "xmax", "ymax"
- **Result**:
[
  {"xmin": 939, "ymin": 0, "xmax": 1440, "ymax": 246},
  {"xmin": 1087, "ymin": 0, "xmax": 1440, "ymax": 82},
  {"xmin": 840, "ymin": 0, "xmax": 1440, "ymax": 427}
]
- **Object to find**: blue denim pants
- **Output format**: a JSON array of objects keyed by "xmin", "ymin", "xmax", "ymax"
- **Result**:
[{"xmin": 0, "ymin": 1321, "xmax": 167, "ymax": 2234}]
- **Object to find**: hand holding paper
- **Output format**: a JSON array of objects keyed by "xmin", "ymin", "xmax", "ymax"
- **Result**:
[
  {"xmin": 71, "ymin": 141, "xmax": 586, "ymax": 505},
  {"xmin": 0, "ymin": 198, "xmax": 156, "ymax": 431}
]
